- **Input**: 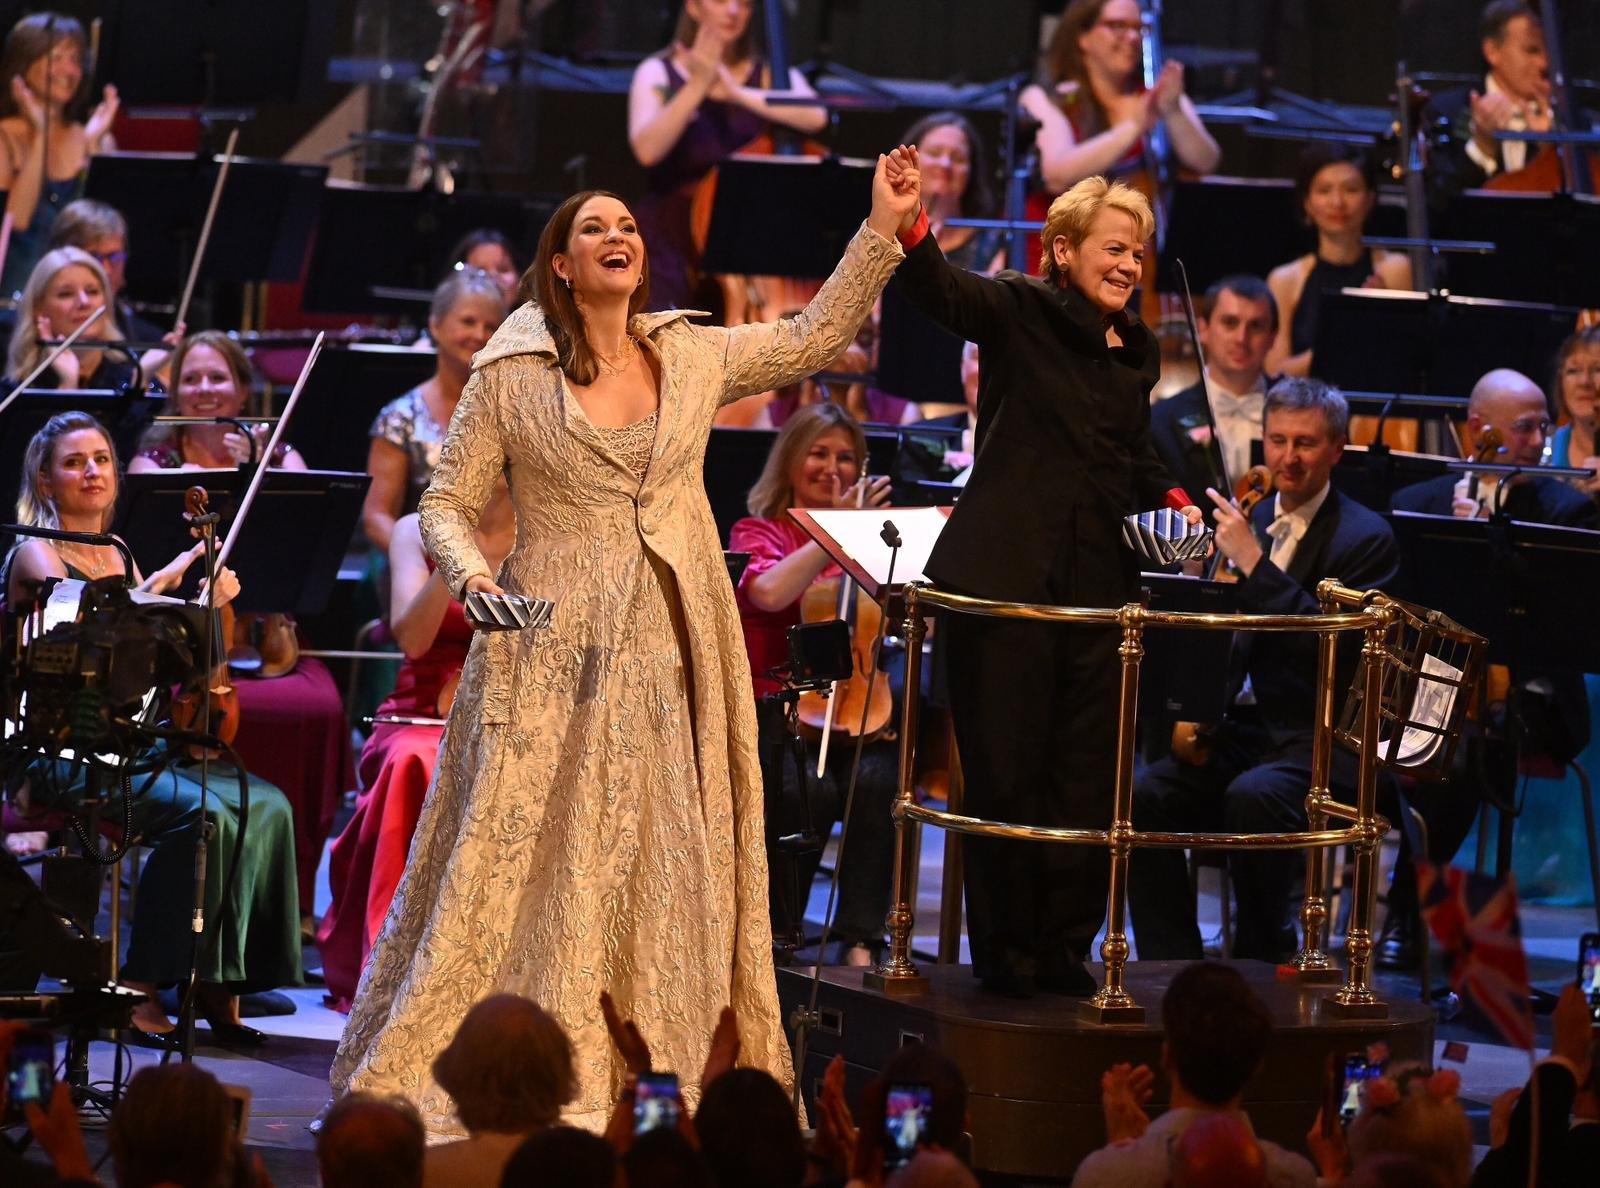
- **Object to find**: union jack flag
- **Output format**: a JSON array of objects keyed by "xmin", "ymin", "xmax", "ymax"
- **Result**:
[{"xmin": 1416, "ymin": 862, "xmax": 1534, "ymax": 1051}]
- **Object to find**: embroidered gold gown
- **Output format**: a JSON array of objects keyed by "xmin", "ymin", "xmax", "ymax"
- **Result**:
[{"xmin": 330, "ymin": 223, "xmax": 903, "ymax": 1134}]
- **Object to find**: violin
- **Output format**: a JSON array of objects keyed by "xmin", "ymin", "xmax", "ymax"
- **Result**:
[
  {"xmin": 1463, "ymin": 425, "xmax": 1505, "ymax": 509},
  {"xmin": 169, "ymin": 487, "xmax": 241, "ymax": 749},
  {"xmin": 1170, "ymin": 465, "xmax": 1275, "ymax": 766},
  {"xmin": 228, "ymin": 611, "xmax": 299, "ymax": 679},
  {"xmin": 794, "ymin": 575, "xmax": 894, "ymax": 763}
]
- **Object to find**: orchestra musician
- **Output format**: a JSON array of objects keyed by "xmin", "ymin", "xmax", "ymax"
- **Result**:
[
  {"xmin": 362, "ymin": 271, "xmax": 507, "ymax": 553},
  {"xmin": 1020, "ymin": 0, "xmax": 1218, "ymax": 198},
  {"xmin": 1549, "ymin": 325, "xmax": 1600, "ymax": 500},
  {"xmin": 1266, "ymin": 144, "xmax": 1412, "ymax": 380},
  {"xmin": 5, "ymin": 247, "xmax": 173, "ymax": 391},
  {"xmin": 1391, "ymin": 368, "xmax": 1599, "ymax": 527},
  {"xmin": 0, "ymin": 12, "xmax": 118, "ymax": 297},
  {"xmin": 746, "ymin": 331, "xmax": 921, "ymax": 429},
  {"xmin": 896, "ymin": 110, "xmax": 1004, "ymax": 274},
  {"xmin": 729, "ymin": 403, "xmax": 898, "ymax": 965},
  {"xmin": 1130, "ymin": 379, "xmax": 1400, "ymax": 963},
  {"xmin": 331, "ymin": 165, "xmax": 912, "ymax": 1131},
  {"xmin": 318, "ymin": 488, "xmax": 515, "ymax": 1011},
  {"xmin": 447, "ymin": 227, "xmax": 522, "ymax": 307},
  {"xmin": 1424, "ymin": 2, "xmax": 1556, "ymax": 205},
  {"xmin": 47, "ymin": 198, "xmax": 168, "ymax": 343},
  {"xmin": 128, "ymin": 331, "xmax": 353, "ymax": 940},
  {"xmin": 627, "ymin": 0, "xmax": 827, "ymax": 316},
  {"xmin": 4, "ymin": 411, "xmax": 302, "ymax": 1043},
  {"xmin": 1150, "ymin": 274, "xmax": 1278, "ymax": 502},
  {"xmin": 883, "ymin": 154, "xmax": 1202, "ymax": 997}
]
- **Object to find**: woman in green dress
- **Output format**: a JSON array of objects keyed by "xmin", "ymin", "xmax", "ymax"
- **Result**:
[{"xmin": 5, "ymin": 410, "xmax": 302, "ymax": 1043}]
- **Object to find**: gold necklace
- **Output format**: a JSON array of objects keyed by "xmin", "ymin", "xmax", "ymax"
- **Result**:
[
  {"xmin": 57, "ymin": 541, "xmax": 106, "ymax": 578},
  {"xmin": 593, "ymin": 334, "xmax": 637, "ymax": 379}
]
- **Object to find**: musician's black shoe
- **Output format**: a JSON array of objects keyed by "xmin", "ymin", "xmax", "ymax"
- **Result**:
[{"xmin": 1376, "ymin": 913, "xmax": 1418, "ymax": 971}]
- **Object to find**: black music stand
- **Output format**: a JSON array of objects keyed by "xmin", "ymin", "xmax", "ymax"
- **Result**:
[
  {"xmin": 288, "ymin": 345, "xmax": 440, "ymax": 474},
  {"xmin": 113, "ymin": 470, "xmax": 370, "ymax": 615},
  {"xmin": 1157, "ymin": 177, "xmax": 1408, "ymax": 296},
  {"xmin": 1434, "ymin": 189, "xmax": 1600, "ymax": 308},
  {"xmin": 301, "ymin": 184, "xmax": 560, "ymax": 316},
  {"xmin": 1312, "ymin": 288, "xmax": 1576, "ymax": 398},
  {"xmin": 1333, "ymin": 445, "xmax": 1457, "ymax": 513},
  {"xmin": 877, "ymin": 278, "xmax": 965, "ymax": 406},
  {"xmin": 700, "ymin": 156, "xmax": 874, "ymax": 279},
  {"xmin": 84, "ymin": 153, "xmax": 327, "ymax": 303},
  {"xmin": 1137, "ymin": 573, "xmax": 1241, "ymax": 761}
]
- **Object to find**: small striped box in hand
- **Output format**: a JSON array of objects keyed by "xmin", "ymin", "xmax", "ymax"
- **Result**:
[
  {"xmin": 463, "ymin": 591, "xmax": 555, "ymax": 631},
  {"xmin": 1120, "ymin": 508, "xmax": 1213, "ymax": 567}
]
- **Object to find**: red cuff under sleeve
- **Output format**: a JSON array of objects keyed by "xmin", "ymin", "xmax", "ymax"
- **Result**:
[
  {"xmin": 1166, "ymin": 487, "xmax": 1195, "ymax": 511},
  {"xmin": 897, "ymin": 207, "xmax": 930, "ymax": 250}
]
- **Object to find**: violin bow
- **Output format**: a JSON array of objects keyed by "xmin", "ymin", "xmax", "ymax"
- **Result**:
[
  {"xmin": 0, "ymin": 305, "xmax": 108, "ymax": 422},
  {"xmin": 1172, "ymin": 258, "xmax": 1231, "ymax": 496},
  {"xmin": 174, "ymin": 126, "xmax": 241, "ymax": 333},
  {"xmin": 210, "ymin": 331, "xmax": 325, "ymax": 581}
]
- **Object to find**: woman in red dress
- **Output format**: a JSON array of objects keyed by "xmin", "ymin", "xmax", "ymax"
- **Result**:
[{"xmin": 318, "ymin": 484, "xmax": 515, "ymax": 1009}]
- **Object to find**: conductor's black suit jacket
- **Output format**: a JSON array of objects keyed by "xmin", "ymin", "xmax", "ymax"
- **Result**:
[{"xmin": 894, "ymin": 233, "xmax": 1184, "ymax": 605}]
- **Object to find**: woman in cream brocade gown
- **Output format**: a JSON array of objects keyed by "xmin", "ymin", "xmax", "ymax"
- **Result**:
[{"xmin": 330, "ymin": 170, "xmax": 914, "ymax": 1133}]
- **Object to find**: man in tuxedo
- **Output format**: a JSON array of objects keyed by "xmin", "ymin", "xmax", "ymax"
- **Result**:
[
  {"xmin": 1424, "ymin": 2, "xmax": 1553, "ymax": 207},
  {"xmin": 1130, "ymin": 378, "xmax": 1400, "ymax": 962},
  {"xmin": 1379, "ymin": 366, "xmax": 1597, "ymax": 968},
  {"xmin": 1391, "ymin": 367, "xmax": 1599, "ymax": 527},
  {"xmin": 910, "ymin": 339, "xmax": 980, "ymax": 480},
  {"xmin": 1151, "ymin": 275, "xmax": 1278, "ymax": 502}
]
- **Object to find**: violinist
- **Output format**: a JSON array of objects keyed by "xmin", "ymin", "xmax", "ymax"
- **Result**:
[
  {"xmin": 1151, "ymin": 274, "xmax": 1278, "ymax": 502},
  {"xmin": 0, "ymin": 13, "xmax": 119, "ymax": 297},
  {"xmin": 48, "ymin": 198, "xmax": 168, "ymax": 343},
  {"xmin": 1265, "ymin": 145, "xmax": 1412, "ymax": 380},
  {"xmin": 1548, "ymin": 326, "xmax": 1600, "ymax": 501},
  {"xmin": 729, "ymin": 402, "xmax": 898, "ymax": 965},
  {"xmin": 897, "ymin": 111, "xmax": 1003, "ymax": 273},
  {"xmin": 319, "ymin": 485, "xmax": 515, "ymax": 1011},
  {"xmin": 747, "ymin": 330, "xmax": 922, "ymax": 429},
  {"xmin": 627, "ymin": 0, "xmax": 826, "ymax": 314},
  {"xmin": 4, "ymin": 411, "xmax": 302, "ymax": 1042},
  {"xmin": 1424, "ymin": 2, "xmax": 1556, "ymax": 205},
  {"xmin": 5, "ymin": 247, "xmax": 173, "ymax": 391},
  {"xmin": 127, "ymin": 332, "xmax": 352, "ymax": 936},
  {"xmin": 363, "ymin": 271, "xmax": 506, "ymax": 553},
  {"xmin": 1020, "ymin": 0, "xmax": 1218, "ymax": 198},
  {"xmin": 129, "ymin": 331, "xmax": 305, "ymax": 472},
  {"xmin": 447, "ymin": 227, "xmax": 522, "ymax": 307},
  {"xmin": 1391, "ymin": 368, "xmax": 1598, "ymax": 527},
  {"xmin": 1129, "ymin": 379, "xmax": 1400, "ymax": 962},
  {"xmin": 883, "ymin": 157, "xmax": 1202, "ymax": 997}
]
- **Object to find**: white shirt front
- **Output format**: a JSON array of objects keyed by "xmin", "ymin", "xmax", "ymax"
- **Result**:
[
  {"xmin": 1206, "ymin": 370, "xmax": 1267, "ymax": 485},
  {"xmin": 1464, "ymin": 72, "xmax": 1545, "ymax": 176},
  {"xmin": 1264, "ymin": 482, "xmax": 1331, "ymax": 573}
]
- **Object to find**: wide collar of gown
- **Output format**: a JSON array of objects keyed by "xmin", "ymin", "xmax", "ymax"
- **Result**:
[{"xmin": 471, "ymin": 302, "xmax": 712, "ymax": 486}]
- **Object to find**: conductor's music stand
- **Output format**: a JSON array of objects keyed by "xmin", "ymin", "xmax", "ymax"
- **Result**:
[
  {"xmin": 113, "ymin": 470, "xmax": 370, "ymax": 615},
  {"xmin": 84, "ymin": 153, "xmax": 327, "ymax": 303}
]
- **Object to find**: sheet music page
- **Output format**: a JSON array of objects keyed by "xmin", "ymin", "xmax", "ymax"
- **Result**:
[
  {"xmin": 1387, "ymin": 652, "xmax": 1462, "ymax": 766},
  {"xmin": 793, "ymin": 506, "xmax": 952, "ymax": 596}
]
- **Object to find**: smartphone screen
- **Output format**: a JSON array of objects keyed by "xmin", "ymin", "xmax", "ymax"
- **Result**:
[
  {"xmin": 634, "ymin": 1071, "xmax": 680, "ymax": 1135},
  {"xmin": 1338, "ymin": 1056, "xmax": 1371, "ymax": 1127},
  {"xmin": 883, "ymin": 1082, "xmax": 935, "ymax": 1172},
  {"xmin": 1580, "ymin": 932, "xmax": 1600, "ymax": 1023},
  {"xmin": 5, "ymin": 1029, "xmax": 55, "ymax": 1122}
]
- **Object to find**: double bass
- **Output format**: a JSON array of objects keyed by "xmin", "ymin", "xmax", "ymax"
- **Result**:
[{"xmin": 1482, "ymin": 0, "xmax": 1598, "ymax": 195}]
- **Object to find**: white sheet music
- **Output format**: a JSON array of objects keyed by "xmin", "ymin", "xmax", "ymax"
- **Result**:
[
  {"xmin": 1385, "ymin": 652, "xmax": 1463, "ymax": 767},
  {"xmin": 791, "ymin": 505, "xmax": 952, "ymax": 597}
]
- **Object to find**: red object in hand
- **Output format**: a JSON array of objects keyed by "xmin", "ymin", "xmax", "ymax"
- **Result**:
[{"xmin": 1165, "ymin": 487, "xmax": 1195, "ymax": 513}]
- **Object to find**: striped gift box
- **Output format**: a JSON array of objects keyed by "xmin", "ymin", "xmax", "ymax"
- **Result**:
[
  {"xmin": 462, "ymin": 591, "xmax": 555, "ymax": 632},
  {"xmin": 1120, "ymin": 508, "xmax": 1213, "ymax": 567}
]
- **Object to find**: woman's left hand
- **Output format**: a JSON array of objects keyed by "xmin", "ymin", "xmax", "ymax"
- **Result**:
[
  {"xmin": 85, "ymin": 84, "xmax": 119, "ymax": 151},
  {"xmin": 869, "ymin": 145, "xmax": 921, "ymax": 240},
  {"xmin": 197, "ymin": 566, "xmax": 241, "ymax": 609},
  {"xmin": 1179, "ymin": 504, "xmax": 1203, "ymax": 528}
]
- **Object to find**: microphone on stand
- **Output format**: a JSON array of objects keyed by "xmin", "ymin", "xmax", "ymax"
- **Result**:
[{"xmin": 880, "ymin": 520, "xmax": 901, "ymax": 549}]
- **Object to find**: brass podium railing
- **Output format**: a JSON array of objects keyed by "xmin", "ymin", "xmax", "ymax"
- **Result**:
[{"xmin": 864, "ymin": 580, "xmax": 1483, "ymax": 1022}]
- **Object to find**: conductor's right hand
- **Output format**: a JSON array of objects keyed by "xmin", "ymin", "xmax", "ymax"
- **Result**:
[{"xmin": 464, "ymin": 573, "xmax": 506, "ymax": 598}]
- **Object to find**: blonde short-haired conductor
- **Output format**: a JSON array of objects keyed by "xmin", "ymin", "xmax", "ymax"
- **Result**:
[{"xmin": 882, "ymin": 152, "xmax": 1201, "ymax": 998}]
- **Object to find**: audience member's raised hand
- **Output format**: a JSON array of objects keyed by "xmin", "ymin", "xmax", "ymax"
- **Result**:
[
  {"xmin": 1488, "ymin": 1086, "xmax": 1521, "ymax": 1150},
  {"xmin": 600, "ymin": 990, "xmax": 652, "ymax": 1074},
  {"xmin": 1099, "ymin": 1062, "xmax": 1153, "ymax": 1144},
  {"xmin": 604, "ymin": 1075, "xmax": 640, "ymax": 1156},
  {"xmin": 1305, "ymin": 1106, "xmax": 1349, "ymax": 1181},
  {"xmin": 1552, "ymin": 982, "xmax": 1597, "ymax": 1070},
  {"xmin": 25, "ymin": 1080, "xmax": 97, "ymax": 1183},
  {"xmin": 848, "ymin": 1077, "xmax": 890, "ymax": 1188},
  {"xmin": 700, "ymin": 1005, "xmax": 741, "ymax": 1090},
  {"xmin": 806, "ymin": 1054, "xmax": 857, "ymax": 1183}
]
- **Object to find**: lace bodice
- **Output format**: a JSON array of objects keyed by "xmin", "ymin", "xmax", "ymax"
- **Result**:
[{"xmin": 595, "ymin": 410, "xmax": 658, "ymax": 480}]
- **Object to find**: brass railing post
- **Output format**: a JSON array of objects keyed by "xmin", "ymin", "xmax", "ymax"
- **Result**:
[
  {"xmin": 866, "ymin": 583, "xmax": 929, "ymax": 995},
  {"xmin": 1292, "ymin": 584, "xmax": 1342, "ymax": 982},
  {"xmin": 1330, "ymin": 606, "xmax": 1391, "ymax": 1017},
  {"xmin": 1084, "ymin": 605, "xmax": 1147, "ymax": 1022}
]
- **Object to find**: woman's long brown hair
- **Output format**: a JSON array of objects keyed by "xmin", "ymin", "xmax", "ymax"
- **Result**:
[
  {"xmin": 1042, "ymin": 0, "xmax": 1116, "ymax": 139},
  {"xmin": 521, "ymin": 190, "xmax": 652, "ymax": 387}
]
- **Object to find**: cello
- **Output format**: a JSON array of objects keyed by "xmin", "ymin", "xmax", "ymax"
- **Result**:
[{"xmin": 1483, "ymin": 0, "xmax": 1598, "ymax": 195}]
